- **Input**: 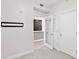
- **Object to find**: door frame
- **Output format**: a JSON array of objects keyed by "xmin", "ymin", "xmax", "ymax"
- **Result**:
[{"xmin": 44, "ymin": 15, "xmax": 54, "ymax": 49}]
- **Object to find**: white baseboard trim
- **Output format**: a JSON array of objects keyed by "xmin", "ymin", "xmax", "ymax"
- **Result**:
[
  {"xmin": 60, "ymin": 49, "xmax": 77, "ymax": 58},
  {"xmin": 54, "ymin": 47, "xmax": 61, "ymax": 51},
  {"xmin": 2, "ymin": 50, "xmax": 34, "ymax": 59},
  {"xmin": 34, "ymin": 39, "xmax": 43, "ymax": 42},
  {"xmin": 54, "ymin": 47, "xmax": 77, "ymax": 58}
]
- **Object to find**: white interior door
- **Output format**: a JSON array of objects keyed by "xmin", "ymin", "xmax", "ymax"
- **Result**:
[
  {"xmin": 44, "ymin": 16, "xmax": 54, "ymax": 49},
  {"xmin": 59, "ymin": 11, "xmax": 77, "ymax": 58}
]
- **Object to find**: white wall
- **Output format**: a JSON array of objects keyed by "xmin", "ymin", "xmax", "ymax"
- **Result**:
[
  {"xmin": 59, "ymin": 11, "xmax": 77, "ymax": 57},
  {"xmin": 1, "ymin": 0, "xmax": 33, "ymax": 58},
  {"xmin": 34, "ymin": 10, "xmax": 48, "ymax": 17},
  {"xmin": 49, "ymin": 0, "xmax": 77, "ymax": 57},
  {"xmin": 49, "ymin": 0, "xmax": 77, "ymax": 49}
]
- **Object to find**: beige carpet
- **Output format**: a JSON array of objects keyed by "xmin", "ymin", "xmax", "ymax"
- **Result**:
[{"xmin": 15, "ymin": 46, "xmax": 76, "ymax": 59}]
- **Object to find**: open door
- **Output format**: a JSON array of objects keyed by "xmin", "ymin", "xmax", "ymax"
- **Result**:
[{"xmin": 44, "ymin": 16, "xmax": 54, "ymax": 49}]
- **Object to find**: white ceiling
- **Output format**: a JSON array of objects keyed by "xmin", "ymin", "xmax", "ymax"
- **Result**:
[
  {"xmin": 33, "ymin": 0, "xmax": 63, "ymax": 17},
  {"xmin": 33, "ymin": 0, "xmax": 62, "ymax": 9}
]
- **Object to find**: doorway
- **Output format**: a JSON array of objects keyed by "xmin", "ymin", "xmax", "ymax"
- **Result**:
[
  {"xmin": 33, "ymin": 17, "xmax": 45, "ymax": 49},
  {"xmin": 33, "ymin": 16, "xmax": 54, "ymax": 50}
]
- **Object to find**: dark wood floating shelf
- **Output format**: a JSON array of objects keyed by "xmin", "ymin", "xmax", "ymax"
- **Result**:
[{"xmin": 1, "ymin": 22, "xmax": 24, "ymax": 27}]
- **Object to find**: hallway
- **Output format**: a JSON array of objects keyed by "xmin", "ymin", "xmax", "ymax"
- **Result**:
[
  {"xmin": 15, "ymin": 46, "xmax": 76, "ymax": 59},
  {"xmin": 1, "ymin": 0, "xmax": 77, "ymax": 59}
]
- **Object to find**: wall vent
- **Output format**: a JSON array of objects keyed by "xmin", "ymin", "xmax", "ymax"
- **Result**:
[{"xmin": 40, "ymin": 4, "xmax": 44, "ymax": 7}]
